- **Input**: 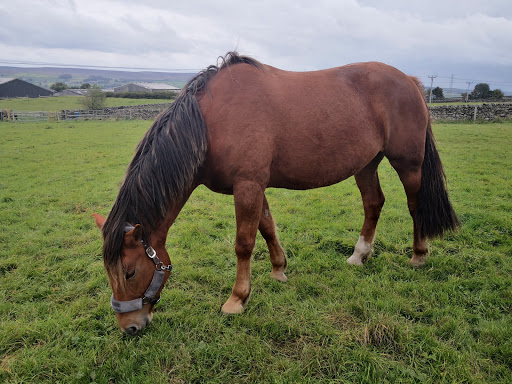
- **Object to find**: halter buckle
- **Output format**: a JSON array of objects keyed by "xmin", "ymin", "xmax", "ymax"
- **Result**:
[{"xmin": 145, "ymin": 246, "xmax": 157, "ymax": 259}]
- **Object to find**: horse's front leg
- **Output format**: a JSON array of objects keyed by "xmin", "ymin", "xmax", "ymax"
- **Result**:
[{"xmin": 221, "ymin": 181, "xmax": 264, "ymax": 314}]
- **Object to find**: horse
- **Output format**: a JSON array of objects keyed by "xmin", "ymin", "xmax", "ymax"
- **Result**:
[{"xmin": 93, "ymin": 52, "xmax": 459, "ymax": 334}]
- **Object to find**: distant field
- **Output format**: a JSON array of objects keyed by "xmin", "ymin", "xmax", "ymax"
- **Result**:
[
  {"xmin": 0, "ymin": 96, "xmax": 171, "ymax": 111},
  {"xmin": 0, "ymin": 120, "xmax": 511, "ymax": 383}
]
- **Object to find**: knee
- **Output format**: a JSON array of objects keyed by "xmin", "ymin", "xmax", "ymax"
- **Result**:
[{"xmin": 235, "ymin": 236, "xmax": 255, "ymax": 256}]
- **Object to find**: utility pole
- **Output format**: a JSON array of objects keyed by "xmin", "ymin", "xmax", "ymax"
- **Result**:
[
  {"xmin": 465, "ymin": 81, "xmax": 472, "ymax": 102},
  {"xmin": 428, "ymin": 75, "xmax": 437, "ymax": 103}
]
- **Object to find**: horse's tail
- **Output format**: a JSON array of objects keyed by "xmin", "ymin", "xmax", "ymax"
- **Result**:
[{"xmin": 416, "ymin": 118, "xmax": 460, "ymax": 238}]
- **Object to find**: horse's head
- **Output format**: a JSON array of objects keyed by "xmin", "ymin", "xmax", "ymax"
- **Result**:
[{"xmin": 93, "ymin": 214, "xmax": 172, "ymax": 335}]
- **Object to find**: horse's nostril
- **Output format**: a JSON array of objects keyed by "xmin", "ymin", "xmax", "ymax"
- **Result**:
[{"xmin": 125, "ymin": 325, "xmax": 139, "ymax": 335}]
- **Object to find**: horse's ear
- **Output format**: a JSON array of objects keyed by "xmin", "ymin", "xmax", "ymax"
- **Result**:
[
  {"xmin": 93, "ymin": 213, "xmax": 106, "ymax": 230},
  {"xmin": 124, "ymin": 224, "xmax": 143, "ymax": 246}
]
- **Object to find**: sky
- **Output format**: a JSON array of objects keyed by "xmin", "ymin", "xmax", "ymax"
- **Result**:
[{"xmin": 1, "ymin": 0, "xmax": 511, "ymax": 92}]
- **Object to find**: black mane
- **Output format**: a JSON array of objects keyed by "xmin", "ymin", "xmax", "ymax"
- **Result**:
[{"xmin": 102, "ymin": 52, "xmax": 264, "ymax": 271}]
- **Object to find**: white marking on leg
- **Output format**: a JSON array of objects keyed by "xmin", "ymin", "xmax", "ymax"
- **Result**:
[{"xmin": 347, "ymin": 236, "xmax": 374, "ymax": 266}]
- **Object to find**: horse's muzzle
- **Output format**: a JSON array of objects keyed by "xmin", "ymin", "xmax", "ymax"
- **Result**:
[{"xmin": 120, "ymin": 311, "xmax": 153, "ymax": 335}]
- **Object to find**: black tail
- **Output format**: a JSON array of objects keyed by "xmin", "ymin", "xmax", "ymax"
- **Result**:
[{"xmin": 416, "ymin": 120, "xmax": 460, "ymax": 238}]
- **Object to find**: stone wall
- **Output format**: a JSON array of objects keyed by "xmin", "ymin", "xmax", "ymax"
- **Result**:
[
  {"xmin": 7, "ymin": 101, "xmax": 512, "ymax": 123},
  {"xmin": 60, "ymin": 103, "xmax": 172, "ymax": 120},
  {"xmin": 428, "ymin": 103, "xmax": 512, "ymax": 121}
]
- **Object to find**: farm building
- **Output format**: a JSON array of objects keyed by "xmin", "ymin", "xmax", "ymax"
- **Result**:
[
  {"xmin": 0, "ymin": 78, "xmax": 54, "ymax": 98},
  {"xmin": 113, "ymin": 82, "xmax": 181, "ymax": 93},
  {"xmin": 53, "ymin": 89, "xmax": 90, "ymax": 96}
]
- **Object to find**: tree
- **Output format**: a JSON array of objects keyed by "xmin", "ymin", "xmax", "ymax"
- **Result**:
[
  {"xmin": 80, "ymin": 86, "xmax": 106, "ymax": 110},
  {"xmin": 50, "ymin": 82, "xmax": 68, "ymax": 92},
  {"xmin": 80, "ymin": 83, "xmax": 91, "ymax": 89},
  {"xmin": 491, "ymin": 89, "xmax": 504, "ymax": 100},
  {"xmin": 470, "ymin": 83, "xmax": 491, "ymax": 99},
  {"xmin": 432, "ymin": 86, "xmax": 444, "ymax": 100}
]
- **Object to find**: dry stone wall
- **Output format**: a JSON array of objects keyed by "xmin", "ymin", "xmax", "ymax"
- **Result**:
[
  {"xmin": 40, "ymin": 102, "xmax": 512, "ymax": 123},
  {"xmin": 60, "ymin": 103, "xmax": 172, "ymax": 120},
  {"xmin": 428, "ymin": 103, "xmax": 512, "ymax": 121}
]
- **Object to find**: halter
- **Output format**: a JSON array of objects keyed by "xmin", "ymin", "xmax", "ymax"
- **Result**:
[{"xmin": 110, "ymin": 224, "xmax": 173, "ymax": 313}]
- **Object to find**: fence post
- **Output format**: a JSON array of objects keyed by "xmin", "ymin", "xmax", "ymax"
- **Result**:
[{"xmin": 473, "ymin": 105, "xmax": 478, "ymax": 121}]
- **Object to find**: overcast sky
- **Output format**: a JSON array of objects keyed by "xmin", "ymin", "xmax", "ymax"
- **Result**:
[{"xmin": 1, "ymin": 0, "xmax": 511, "ymax": 91}]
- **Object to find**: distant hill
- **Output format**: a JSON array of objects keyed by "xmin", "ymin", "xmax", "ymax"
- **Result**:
[
  {"xmin": 0, "ymin": 66, "xmax": 196, "ymax": 90},
  {"xmin": 3, "ymin": 66, "xmax": 511, "ymax": 97}
]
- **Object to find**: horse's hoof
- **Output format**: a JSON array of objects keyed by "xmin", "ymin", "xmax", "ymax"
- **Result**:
[
  {"xmin": 346, "ymin": 255, "xmax": 364, "ymax": 266},
  {"xmin": 270, "ymin": 271, "xmax": 288, "ymax": 282},
  {"xmin": 221, "ymin": 302, "xmax": 245, "ymax": 315},
  {"xmin": 409, "ymin": 254, "xmax": 427, "ymax": 267},
  {"xmin": 221, "ymin": 293, "xmax": 250, "ymax": 315}
]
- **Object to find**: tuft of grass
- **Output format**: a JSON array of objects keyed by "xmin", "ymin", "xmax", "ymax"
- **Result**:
[{"xmin": 0, "ymin": 120, "xmax": 511, "ymax": 383}]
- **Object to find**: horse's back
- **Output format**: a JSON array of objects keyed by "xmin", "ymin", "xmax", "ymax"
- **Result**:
[{"xmin": 198, "ymin": 61, "xmax": 428, "ymax": 191}]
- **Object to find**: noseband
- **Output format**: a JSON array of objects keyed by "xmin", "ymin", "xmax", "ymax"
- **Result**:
[{"xmin": 110, "ymin": 224, "xmax": 173, "ymax": 313}]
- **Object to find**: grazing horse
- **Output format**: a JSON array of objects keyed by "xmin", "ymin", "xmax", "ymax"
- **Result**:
[{"xmin": 94, "ymin": 52, "xmax": 458, "ymax": 334}]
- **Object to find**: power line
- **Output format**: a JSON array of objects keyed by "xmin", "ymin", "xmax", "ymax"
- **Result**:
[
  {"xmin": 465, "ymin": 82, "xmax": 473, "ymax": 102},
  {"xmin": 1, "ymin": 58, "xmax": 512, "ymax": 89},
  {"xmin": 0, "ymin": 59, "xmax": 200, "ymax": 73},
  {"xmin": 417, "ymin": 74, "xmax": 512, "ymax": 87},
  {"xmin": 428, "ymin": 75, "xmax": 437, "ymax": 103}
]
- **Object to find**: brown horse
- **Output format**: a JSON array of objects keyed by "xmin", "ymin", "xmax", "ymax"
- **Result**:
[{"xmin": 94, "ymin": 52, "xmax": 458, "ymax": 334}]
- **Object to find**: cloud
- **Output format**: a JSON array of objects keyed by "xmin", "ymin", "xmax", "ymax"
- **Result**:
[{"xmin": 0, "ymin": 0, "xmax": 511, "ymax": 89}]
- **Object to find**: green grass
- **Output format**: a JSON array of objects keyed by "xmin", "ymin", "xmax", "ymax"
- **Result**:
[
  {"xmin": 0, "ymin": 96, "xmax": 171, "ymax": 111},
  {"xmin": 0, "ymin": 120, "xmax": 511, "ymax": 383}
]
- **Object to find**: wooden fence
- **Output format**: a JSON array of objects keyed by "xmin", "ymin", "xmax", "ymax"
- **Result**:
[
  {"xmin": 0, "ymin": 109, "xmax": 136, "ymax": 122},
  {"xmin": 0, "ymin": 110, "xmax": 59, "ymax": 122}
]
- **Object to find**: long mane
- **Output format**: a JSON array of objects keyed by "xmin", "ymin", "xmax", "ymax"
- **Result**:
[{"xmin": 101, "ymin": 52, "xmax": 264, "ymax": 274}]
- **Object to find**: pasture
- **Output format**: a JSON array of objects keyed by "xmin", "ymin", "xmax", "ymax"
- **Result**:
[{"xmin": 0, "ymin": 120, "xmax": 511, "ymax": 383}]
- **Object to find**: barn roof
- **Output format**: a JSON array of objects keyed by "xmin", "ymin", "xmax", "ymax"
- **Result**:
[
  {"xmin": 54, "ymin": 89, "xmax": 89, "ymax": 96},
  {"xmin": 0, "ymin": 78, "xmax": 16, "ymax": 85},
  {"xmin": 132, "ymin": 82, "xmax": 181, "ymax": 90}
]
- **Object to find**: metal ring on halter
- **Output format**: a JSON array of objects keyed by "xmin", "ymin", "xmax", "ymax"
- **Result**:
[{"xmin": 156, "ymin": 262, "xmax": 173, "ymax": 272}]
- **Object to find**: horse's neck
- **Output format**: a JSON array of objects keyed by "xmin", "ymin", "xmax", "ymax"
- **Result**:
[{"xmin": 150, "ymin": 189, "xmax": 194, "ymax": 246}]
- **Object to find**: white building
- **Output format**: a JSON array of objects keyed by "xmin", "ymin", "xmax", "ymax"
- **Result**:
[{"xmin": 113, "ymin": 83, "xmax": 181, "ymax": 93}]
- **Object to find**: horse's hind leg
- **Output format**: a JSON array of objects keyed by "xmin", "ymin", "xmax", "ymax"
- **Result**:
[
  {"xmin": 222, "ymin": 181, "xmax": 264, "ymax": 315},
  {"xmin": 388, "ymin": 159, "xmax": 428, "ymax": 266},
  {"xmin": 347, "ymin": 153, "xmax": 385, "ymax": 265},
  {"xmin": 259, "ymin": 194, "xmax": 287, "ymax": 282}
]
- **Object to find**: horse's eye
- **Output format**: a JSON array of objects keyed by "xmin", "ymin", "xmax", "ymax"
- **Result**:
[{"xmin": 126, "ymin": 270, "xmax": 135, "ymax": 280}]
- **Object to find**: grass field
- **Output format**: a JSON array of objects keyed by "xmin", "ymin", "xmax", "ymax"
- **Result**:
[
  {"xmin": 0, "ymin": 120, "xmax": 511, "ymax": 383},
  {"xmin": 0, "ymin": 96, "xmax": 171, "ymax": 111}
]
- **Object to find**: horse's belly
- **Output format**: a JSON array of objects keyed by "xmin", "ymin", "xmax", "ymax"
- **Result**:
[{"xmin": 267, "ymin": 153, "xmax": 365, "ymax": 190}]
